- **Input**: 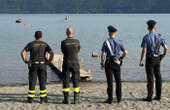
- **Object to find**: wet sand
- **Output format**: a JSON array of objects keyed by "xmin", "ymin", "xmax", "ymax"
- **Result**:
[{"xmin": 0, "ymin": 82, "xmax": 170, "ymax": 110}]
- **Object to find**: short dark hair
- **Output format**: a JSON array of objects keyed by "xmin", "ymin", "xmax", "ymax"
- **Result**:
[
  {"xmin": 147, "ymin": 20, "xmax": 157, "ymax": 30},
  {"xmin": 35, "ymin": 31, "xmax": 42, "ymax": 39},
  {"xmin": 107, "ymin": 25, "xmax": 117, "ymax": 33}
]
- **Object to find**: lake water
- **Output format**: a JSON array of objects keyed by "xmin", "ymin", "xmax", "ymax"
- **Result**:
[{"xmin": 0, "ymin": 14, "xmax": 170, "ymax": 85}]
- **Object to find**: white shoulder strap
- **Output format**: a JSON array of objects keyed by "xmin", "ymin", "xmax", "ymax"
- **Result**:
[{"xmin": 106, "ymin": 40, "xmax": 114, "ymax": 56}]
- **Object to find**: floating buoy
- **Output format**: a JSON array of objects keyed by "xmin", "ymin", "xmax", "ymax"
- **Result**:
[
  {"xmin": 92, "ymin": 52, "xmax": 98, "ymax": 57},
  {"xmin": 65, "ymin": 16, "xmax": 70, "ymax": 20},
  {"xmin": 16, "ymin": 18, "xmax": 22, "ymax": 23},
  {"xmin": 24, "ymin": 23, "xmax": 28, "ymax": 26}
]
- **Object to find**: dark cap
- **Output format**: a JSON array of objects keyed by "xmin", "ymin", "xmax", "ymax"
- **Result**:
[
  {"xmin": 147, "ymin": 20, "xmax": 157, "ymax": 29},
  {"xmin": 107, "ymin": 25, "xmax": 117, "ymax": 33}
]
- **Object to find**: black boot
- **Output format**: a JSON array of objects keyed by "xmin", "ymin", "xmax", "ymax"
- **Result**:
[
  {"xmin": 104, "ymin": 98, "xmax": 112, "ymax": 104},
  {"xmin": 27, "ymin": 97, "xmax": 34, "ymax": 103},
  {"xmin": 74, "ymin": 92, "xmax": 80, "ymax": 104},
  {"xmin": 63, "ymin": 92, "xmax": 70, "ymax": 104},
  {"xmin": 40, "ymin": 97, "xmax": 48, "ymax": 104},
  {"xmin": 142, "ymin": 97, "xmax": 152, "ymax": 102},
  {"xmin": 153, "ymin": 96, "xmax": 161, "ymax": 101}
]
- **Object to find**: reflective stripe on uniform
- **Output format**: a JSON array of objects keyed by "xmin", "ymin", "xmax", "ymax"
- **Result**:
[
  {"xmin": 28, "ymin": 94, "xmax": 35, "ymax": 98},
  {"xmin": 74, "ymin": 87, "xmax": 80, "ymax": 93},
  {"xmin": 40, "ymin": 90, "xmax": 47, "ymax": 93},
  {"xmin": 28, "ymin": 90, "xmax": 36, "ymax": 94},
  {"xmin": 63, "ymin": 88, "xmax": 70, "ymax": 92},
  {"xmin": 40, "ymin": 61, "xmax": 45, "ymax": 64},
  {"xmin": 33, "ymin": 61, "xmax": 45, "ymax": 64},
  {"xmin": 40, "ymin": 94, "xmax": 47, "ymax": 98}
]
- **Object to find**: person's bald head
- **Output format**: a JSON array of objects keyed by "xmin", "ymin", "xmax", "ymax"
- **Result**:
[{"xmin": 66, "ymin": 27, "xmax": 74, "ymax": 38}]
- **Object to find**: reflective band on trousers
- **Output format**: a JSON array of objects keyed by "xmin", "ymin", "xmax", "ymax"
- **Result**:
[
  {"xmin": 74, "ymin": 87, "xmax": 80, "ymax": 93},
  {"xmin": 40, "ymin": 94, "xmax": 47, "ymax": 98},
  {"xmin": 63, "ymin": 88, "xmax": 70, "ymax": 92},
  {"xmin": 28, "ymin": 90, "xmax": 36, "ymax": 94},
  {"xmin": 28, "ymin": 94, "xmax": 35, "ymax": 98},
  {"xmin": 40, "ymin": 90, "xmax": 47, "ymax": 93}
]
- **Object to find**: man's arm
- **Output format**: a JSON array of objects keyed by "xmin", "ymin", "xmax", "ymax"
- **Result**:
[
  {"xmin": 139, "ymin": 48, "xmax": 147, "ymax": 66},
  {"xmin": 77, "ymin": 40, "xmax": 81, "ymax": 52},
  {"xmin": 121, "ymin": 50, "xmax": 128, "ymax": 58},
  {"xmin": 21, "ymin": 49, "xmax": 28, "ymax": 63},
  {"xmin": 48, "ymin": 51, "xmax": 54, "ymax": 63},
  {"xmin": 61, "ymin": 41, "xmax": 64, "ymax": 53},
  {"xmin": 100, "ymin": 52, "xmax": 106, "ymax": 69},
  {"xmin": 161, "ymin": 45, "xmax": 168, "ymax": 60},
  {"xmin": 78, "ymin": 46, "xmax": 81, "ymax": 52}
]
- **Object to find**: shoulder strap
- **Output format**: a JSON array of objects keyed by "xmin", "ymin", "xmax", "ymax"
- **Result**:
[{"xmin": 106, "ymin": 40, "xmax": 114, "ymax": 56}]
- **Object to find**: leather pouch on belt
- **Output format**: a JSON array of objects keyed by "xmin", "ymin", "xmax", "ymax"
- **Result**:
[{"xmin": 110, "ymin": 56, "xmax": 121, "ymax": 65}]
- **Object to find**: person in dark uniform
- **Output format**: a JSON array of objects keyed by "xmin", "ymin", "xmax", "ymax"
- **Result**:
[
  {"xmin": 21, "ymin": 31, "xmax": 54, "ymax": 104},
  {"xmin": 61, "ymin": 27, "xmax": 81, "ymax": 104},
  {"xmin": 101, "ymin": 26, "xmax": 128, "ymax": 104},
  {"xmin": 139, "ymin": 20, "xmax": 168, "ymax": 102}
]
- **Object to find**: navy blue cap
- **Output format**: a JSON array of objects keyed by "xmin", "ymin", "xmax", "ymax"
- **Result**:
[{"xmin": 107, "ymin": 25, "xmax": 117, "ymax": 33}]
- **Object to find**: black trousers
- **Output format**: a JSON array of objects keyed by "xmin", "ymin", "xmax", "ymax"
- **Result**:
[
  {"xmin": 62, "ymin": 62, "xmax": 80, "ymax": 89},
  {"xmin": 29, "ymin": 64, "xmax": 47, "ymax": 91},
  {"xmin": 105, "ymin": 60, "xmax": 121, "ymax": 101},
  {"xmin": 145, "ymin": 56, "xmax": 162, "ymax": 99}
]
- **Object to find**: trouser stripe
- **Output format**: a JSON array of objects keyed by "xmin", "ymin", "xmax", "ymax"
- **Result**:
[
  {"xmin": 28, "ymin": 90, "xmax": 36, "ymax": 94},
  {"xmin": 74, "ymin": 87, "xmax": 80, "ymax": 93},
  {"xmin": 40, "ymin": 90, "xmax": 47, "ymax": 98},
  {"xmin": 40, "ymin": 94, "xmax": 47, "ymax": 98},
  {"xmin": 28, "ymin": 90, "xmax": 36, "ymax": 98},
  {"xmin": 28, "ymin": 94, "xmax": 35, "ymax": 98},
  {"xmin": 40, "ymin": 90, "xmax": 47, "ymax": 93},
  {"xmin": 63, "ymin": 88, "xmax": 70, "ymax": 92}
]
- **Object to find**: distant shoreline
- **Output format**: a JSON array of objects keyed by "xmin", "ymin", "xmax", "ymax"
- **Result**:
[{"xmin": 1, "ymin": 13, "xmax": 170, "ymax": 14}]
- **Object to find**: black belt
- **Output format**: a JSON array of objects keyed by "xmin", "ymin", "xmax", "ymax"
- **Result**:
[
  {"xmin": 147, "ymin": 54, "xmax": 160, "ymax": 58},
  {"xmin": 152, "ymin": 54, "xmax": 159, "ymax": 57}
]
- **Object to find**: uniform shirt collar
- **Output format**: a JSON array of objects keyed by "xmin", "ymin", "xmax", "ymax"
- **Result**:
[
  {"xmin": 66, "ymin": 37, "xmax": 73, "ymax": 40},
  {"xmin": 35, "ymin": 40, "xmax": 41, "ymax": 42},
  {"xmin": 149, "ymin": 31, "xmax": 156, "ymax": 34},
  {"xmin": 109, "ymin": 37, "xmax": 115, "ymax": 40}
]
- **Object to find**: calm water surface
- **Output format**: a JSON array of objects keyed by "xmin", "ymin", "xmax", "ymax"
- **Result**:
[{"xmin": 0, "ymin": 14, "xmax": 170, "ymax": 85}]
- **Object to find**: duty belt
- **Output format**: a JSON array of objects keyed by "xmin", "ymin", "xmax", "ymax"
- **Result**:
[{"xmin": 32, "ymin": 61, "xmax": 45, "ymax": 64}]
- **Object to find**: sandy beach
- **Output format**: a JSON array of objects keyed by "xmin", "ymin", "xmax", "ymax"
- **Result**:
[{"xmin": 0, "ymin": 82, "xmax": 170, "ymax": 110}]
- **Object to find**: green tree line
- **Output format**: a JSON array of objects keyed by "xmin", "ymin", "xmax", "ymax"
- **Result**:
[{"xmin": 0, "ymin": 0, "xmax": 170, "ymax": 13}]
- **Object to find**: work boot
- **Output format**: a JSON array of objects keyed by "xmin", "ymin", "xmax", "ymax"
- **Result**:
[
  {"xmin": 117, "ymin": 99, "xmax": 121, "ymax": 103},
  {"xmin": 104, "ymin": 98, "xmax": 112, "ymax": 104},
  {"xmin": 63, "ymin": 92, "xmax": 70, "ymax": 104},
  {"xmin": 153, "ymin": 96, "xmax": 161, "ymax": 101},
  {"xmin": 27, "ymin": 97, "xmax": 34, "ymax": 103},
  {"xmin": 142, "ymin": 97, "xmax": 152, "ymax": 102},
  {"xmin": 74, "ymin": 92, "xmax": 81, "ymax": 104},
  {"xmin": 40, "ymin": 97, "xmax": 48, "ymax": 104}
]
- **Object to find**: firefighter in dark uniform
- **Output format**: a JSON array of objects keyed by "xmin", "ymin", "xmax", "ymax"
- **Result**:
[
  {"xmin": 21, "ymin": 31, "xmax": 54, "ymax": 103},
  {"xmin": 101, "ymin": 26, "xmax": 128, "ymax": 104},
  {"xmin": 139, "ymin": 20, "xmax": 168, "ymax": 102},
  {"xmin": 61, "ymin": 27, "xmax": 81, "ymax": 104}
]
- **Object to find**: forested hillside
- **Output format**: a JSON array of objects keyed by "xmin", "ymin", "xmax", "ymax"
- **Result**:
[{"xmin": 0, "ymin": 0, "xmax": 170, "ymax": 13}]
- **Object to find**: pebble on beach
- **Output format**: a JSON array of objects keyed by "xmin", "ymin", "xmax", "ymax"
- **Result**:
[{"xmin": 0, "ymin": 82, "xmax": 169, "ymax": 110}]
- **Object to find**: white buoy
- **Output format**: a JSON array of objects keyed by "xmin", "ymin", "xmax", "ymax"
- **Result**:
[{"xmin": 92, "ymin": 52, "xmax": 98, "ymax": 57}]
